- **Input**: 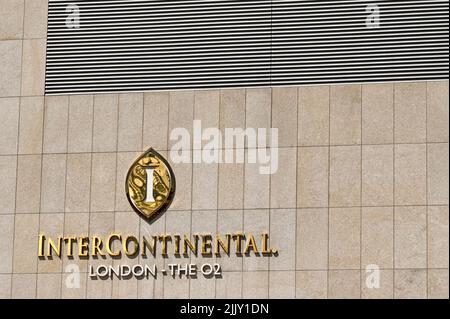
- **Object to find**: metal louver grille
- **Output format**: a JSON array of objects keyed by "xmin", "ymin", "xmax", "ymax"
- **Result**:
[
  {"xmin": 271, "ymin": 0, "xmax": 449, "ymax": 85},
  {"xmin": 46, "ymin": 0, "xmax": 449, "ymax": 94}
]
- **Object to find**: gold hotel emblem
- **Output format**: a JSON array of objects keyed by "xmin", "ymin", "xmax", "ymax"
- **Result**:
[{"xmin": 125, "ymin": 148, "xmax": 176, "ymax": 220}]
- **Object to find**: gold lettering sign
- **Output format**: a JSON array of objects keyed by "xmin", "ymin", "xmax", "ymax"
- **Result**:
[
  {"xmin": 125, "ymin": 148, "xmax": 176, "ymax": 220},
  {"xmin": 37, "ymin": 233, "xmax": 277, "ymax": 258}
]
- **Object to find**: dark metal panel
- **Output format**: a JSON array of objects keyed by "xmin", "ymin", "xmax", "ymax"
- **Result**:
[{"xmin": 45, "ymin": 0, "xmax": 449, "ymax": 94}]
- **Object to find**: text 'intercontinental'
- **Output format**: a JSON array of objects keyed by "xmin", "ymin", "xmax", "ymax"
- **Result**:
[{"xmin": 38, "ymin": 232, "xmax": 278, "ymax": 258}]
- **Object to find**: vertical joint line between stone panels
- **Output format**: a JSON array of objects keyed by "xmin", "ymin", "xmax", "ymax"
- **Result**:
[
  {"xmin": 393, "ymin": 84, "xmax": 396, "ymax": 298},
  {"xmin": 294, "ymin": 87, "xmax": 299, "ymax": 298},
  {"xmin": 266, "ymin": 87, "xmax": 273, "ymax": 298},
  {"xmin": 327, "ymin": 85, "xmax": 331, "ymax": 299},
  {"xmin": 137, "ymin": 93, "xmax": 145, "ymax": 298},
  {"xmin": 188, "ymin": 92, "xmax": 196, "ymax": 299},
  {"xmin": 214, "ymin": 90, "xmax": 222, "ymax": 299},
  {"xmin": 360, "ymin": 84, "xmax": 363, "ymax": 299},
  {"xmin": 425, "ymin": 81, "xmax": 429, "ymax": 299},
  {"xmin": 10, "ymin": 0, "xmax": 28, "ymax": 298},
  {"xmin": 58, "ymin": 95, "xmax": 69, "ymax": 297},
  {"xmin": 241, "ymin": 88, "xmax": 247, "ymax": 299},
  {"xmin": 112, "ymin": 94, "xmax": 120, "ymax": 299}
]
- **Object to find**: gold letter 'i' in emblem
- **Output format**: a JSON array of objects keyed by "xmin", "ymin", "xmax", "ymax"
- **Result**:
[{"xmin": 125, "ymin": 148, "xmax": 176, "ymax": 220}]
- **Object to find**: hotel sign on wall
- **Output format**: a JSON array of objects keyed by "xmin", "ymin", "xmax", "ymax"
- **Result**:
[{"xmin": 38, "ymin": 148, "xmax": 277, "ymax": 280}]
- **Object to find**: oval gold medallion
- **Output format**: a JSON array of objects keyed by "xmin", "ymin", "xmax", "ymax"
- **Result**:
[{"xmin": 125, "ymin": 148, "xmax": 176, "ymax": 220}]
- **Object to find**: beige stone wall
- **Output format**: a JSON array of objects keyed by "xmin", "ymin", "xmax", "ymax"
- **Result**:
[{"xmin": 0, "ymin": 1, "xmax": 448, "ymax": 299}]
